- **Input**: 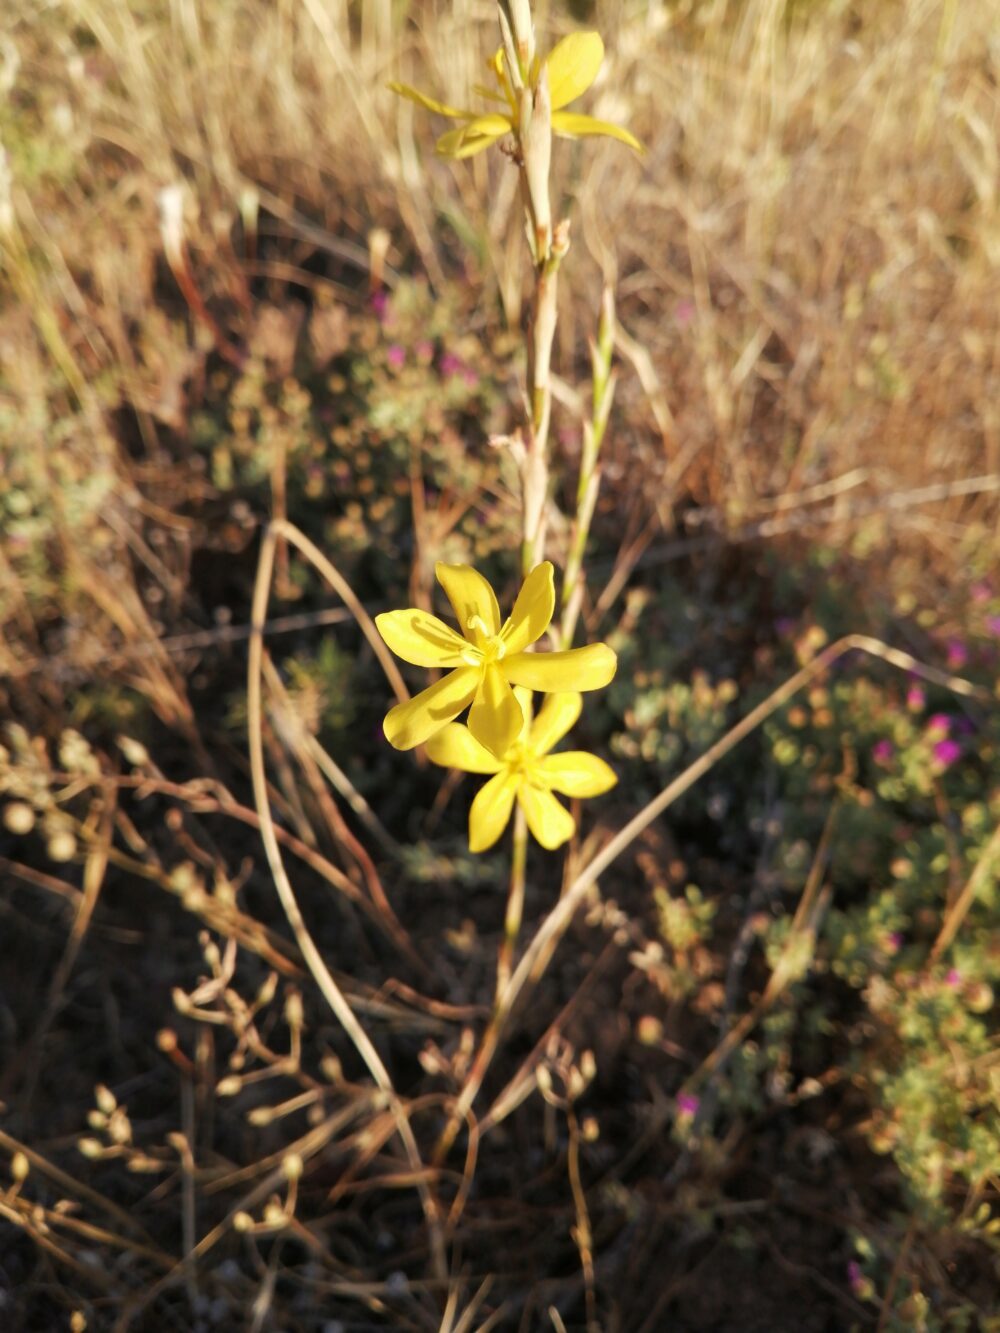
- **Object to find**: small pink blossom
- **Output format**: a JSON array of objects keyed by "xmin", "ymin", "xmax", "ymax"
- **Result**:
[
  {"xmin": 440, "ymin": 351, "xmax": 463, "ymax": 377},
  {"xmin": 872, "ymin": 739, "xmax": 894, "ymax": 764},
  {"xmin": 945, "ymin": 968, "xmax": 961, "ymax": 988},
  {"xmin": 927, "ymin": 713, "xmax": 951, "ymax": 737},
  {"xmin": 946, "ymin": 639, "xmax": 968, "ymax": 669},
  {"xmin": 932, "ymin": 739, "xmax": 961, "ymax": 769},
  {"xmin": 676, "ymin": 1093, "xmax": 700, "ymax": 1117},
  {"xmin": 906, "ymin": 684, "xmax": 925, "ymax": 712},
  {"xmin": 675, "ymin": 298, "xmax": 695, "ymax": 327},
  {"xmin": 386, "ymin": 344, "xmax": 406, "ymax": 369}
]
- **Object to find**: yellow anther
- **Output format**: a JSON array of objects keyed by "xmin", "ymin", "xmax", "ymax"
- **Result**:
[{"xmin": 466, "ymin": 615, "xmax": 507, "ymax": 663}]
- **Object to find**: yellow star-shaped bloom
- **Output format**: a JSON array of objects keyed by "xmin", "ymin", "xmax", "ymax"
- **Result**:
[
  {"xmin": 426, "ymin": 690, "xmax": 617, "ymax": 852},
  {"xmin": 375, "ymin": 562, "xmax": 616, "ymax": 756},
  {"xmin": 390, "ymin": 32, "xmax": 641, "ymax": 160}
]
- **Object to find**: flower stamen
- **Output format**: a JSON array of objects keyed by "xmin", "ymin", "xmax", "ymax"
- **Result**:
[{"xmin": 467, "ymin": 615, "xmax": 508, "ymax": 664}]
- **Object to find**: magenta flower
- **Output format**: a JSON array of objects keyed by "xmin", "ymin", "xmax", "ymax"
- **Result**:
[
  {"xmin": 440, "ymin": 351, "xmax": 463, "ymax": 377},
  {"xmin": 370, "ymin": 289, "xmax": 389, "ymax": 321},
  {"xmin": 927, "ymin": 713, "xmax": 951, "ymax": 736},
  {"xmin": 676, "ymin": 1092, "xmax": 700, "ymax": 1117},
  {"xmin": 675, "ymin": 298, "xmax": 695, "ymax": 327},
  {"xmin": 386, "ymin": 344, "xmax": 406, "ymax": 369},
  {"xmin": 872, "ymin": 739, "xmax": 894, "ymax": 764},
  {"xmin": 946, "ymin": 639, "xmax": 968, "ymax": 669},
  {"xmin": 932, "ymin": 739, "xmax": 961, "ymax": 769},
  {"xmin": 906, "ymin": 684, "xmax": 925, "ymax": 712},
  {"xmin": 945, "ymin": 968, "xmax": 961, "ymax": 988}
]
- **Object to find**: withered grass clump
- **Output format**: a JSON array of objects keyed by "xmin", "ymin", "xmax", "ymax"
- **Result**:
[{"xmin": 1, "ymin": 1, "xmax": 998, "ymax": 1329}]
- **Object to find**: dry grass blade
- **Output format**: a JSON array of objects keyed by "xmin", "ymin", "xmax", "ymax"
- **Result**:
[
  {"xmin": 247, "ymin": 521, "xmax": 447, "ymax": 1282},
  {"xmin": 929, "ymin": 818, "xmax": 1000, "ymax": 966}
]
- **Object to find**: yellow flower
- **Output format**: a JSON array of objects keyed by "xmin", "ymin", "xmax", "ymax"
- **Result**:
[
  {"xmin": 426, "ymin": 690, "xmax": 617, "ymax": 852},
  {"xmin": 376, "ymin": 561, "xmax": 616, "ymax": 756},
  {"xmin": 390, "ymin": 32, "xmax": 641, "ymax": 160}
]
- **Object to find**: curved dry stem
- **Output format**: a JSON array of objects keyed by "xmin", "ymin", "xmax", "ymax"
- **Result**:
[
  {"xmin": 248, "ymin": 523, "xmax": 445, "ymax": 1281},
  {"xmin": 305, "ymin": 731, "xmax": 400, "ymax": 851},
  {"xmin": 929, "ymin": 818, "xmax": 1000, "ymax": 965},
  {"xmin": 447, "ymin": 632, "xmax": 983, "ymax": 1139},
  {"xmin": 269, "ymin": 517, "xmax": 409, "ymax": 704}
]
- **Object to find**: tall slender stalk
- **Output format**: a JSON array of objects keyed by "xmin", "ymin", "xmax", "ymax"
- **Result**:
[
  {"xmin": 561, "ymin": 285, "xmax": 617, "ymax": 647},
  {"xmin": 247, "ymin": 521, "xmax": 445, "ymax": 1281},
  {"xmin": 496, "ymin": 804, "xmax": 528, "ymax": 998},
  {"xmin": 500, "ymin": 0, "xmax": 560, "ymax": 1032}
]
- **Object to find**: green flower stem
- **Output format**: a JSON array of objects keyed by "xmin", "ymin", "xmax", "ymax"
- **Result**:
[
  {"xmin": 516, "ymin": 6, "xmax": 560, "ymax": 578},
  {"xmin": 560, "ymin": 286, "xmax": 616, "ymax": 646},
  {"xmin": 521, "ymin": 235, "xmax": 567, "ymax": 578},
  {"xmin": 497, "ymin": 803, "xmax": 529, "ymax": 998}
]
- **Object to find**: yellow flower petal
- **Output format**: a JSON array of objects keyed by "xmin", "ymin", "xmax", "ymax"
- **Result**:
[
  {"xmin": 551, "ymin": 110, "xmax": 643, "ymax": 153},
  {"xmin": 468, "ymin": 663, "xmax": 525, "ymax": 757},
  {"xmin": 538, "ymin": 751, "xmax": 617, "ymax": 797},
  {"xmin": 544, "ymin": 32, "xmax": 604, "ymax": 111},
  {"xmin": 425, "ymin": 723, "xmax": 503, "ymax": 775},
  {"xmin": 472, "ymin": 84, "xmax": 509, "ymax": 106},
  {"xmin": 469, "ymin": 770, "xmax": 519, "ymax": 852},
  {"xmin": 383, "ymin": 666, "xmax": 480, "ymax": 750},
  {"xmin": 462, "ymin": 112, "xmax": 514, "ymax": 138},
  {"xmin": 529, "ymin": 692, "xmax": 582, "ymax": 756},
  {"xmin": 504, "ymin": 642, "xmax": 617, "ymax": 693},
  {"xmin": 500, "ymin": 561, "xmax": 555, "ymax": 655},
  {"xmin": 376, "ymin": 609, "xmax": 470, "ymax": 668},
  {"xmin": 388, "ymin": 81, "xmax": 472, "ymax": 120},
  {"xmin": 436, "ymin": 126, "xmax": 509, "ymax": 159},
  {"xmin": 519, "ymin": 784, "xmax": 576, "ymax": 850},
  {"xmin": 435, "ymin": 562, "xmax": 501, "ymax": 642},
  {"xmin": 512, "ymin": 685, "xmax": 533, "ymax": 721}
]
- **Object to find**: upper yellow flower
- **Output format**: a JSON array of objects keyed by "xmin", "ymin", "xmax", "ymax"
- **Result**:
[
  {"xmin": 426, "ymin": 690, "xmax": 617, "ymax": 852},
  {"xmin": 375, "ymin": 562, "xmax": 616, "ymax": 756},
  {"xmin": 390, "ymin": 32, "xmax": 641, "ymax": 160}
]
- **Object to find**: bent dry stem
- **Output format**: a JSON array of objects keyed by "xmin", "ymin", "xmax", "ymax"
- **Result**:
[{"xmin": 247, "ymin": 519, "xmax": 445, "ymax": 1281}]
